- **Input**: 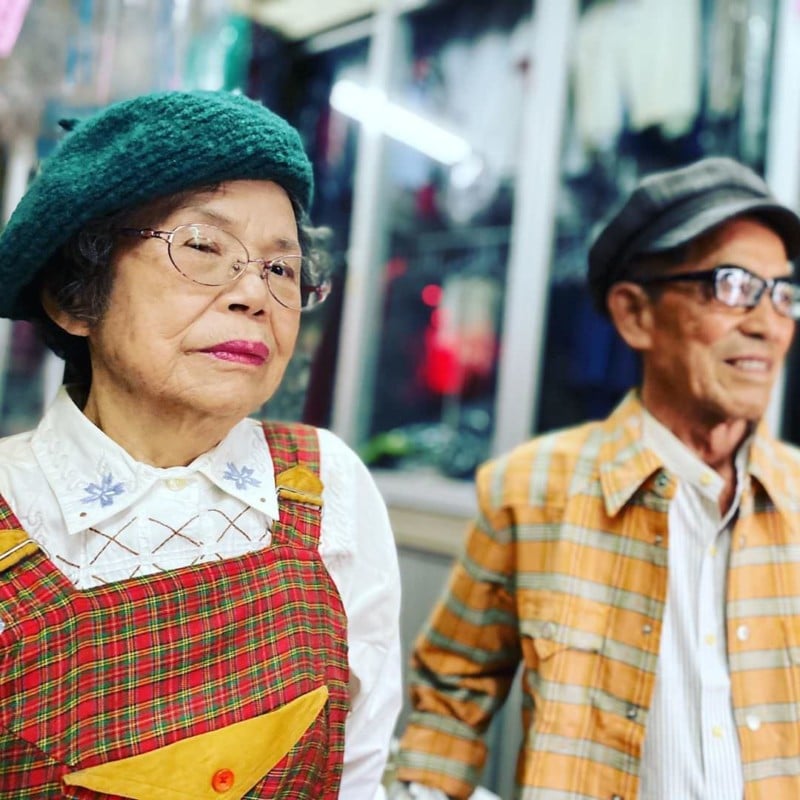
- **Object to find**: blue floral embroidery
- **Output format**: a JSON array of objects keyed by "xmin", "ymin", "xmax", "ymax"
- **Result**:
[
  {"xmin": 82, "ymin": 473, "xmax": 126, "ymax": 507},
  {"xmin": 223, "ymin": 462, "xmax": 261, "ymax": 490}
]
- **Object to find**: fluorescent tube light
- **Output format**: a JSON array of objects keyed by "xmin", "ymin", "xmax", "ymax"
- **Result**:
[{"xmin": 330, "ymin": 78, "xmax": 471, "ymax": 165}]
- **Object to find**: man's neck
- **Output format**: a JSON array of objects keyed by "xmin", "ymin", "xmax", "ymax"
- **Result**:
[
  {"xmin": 639, "ymin": 390, "xmax": 751, "ymax": 468},
  {"xmin": 640, "ymin": 397, "xmax": 752, "ymax": 515}
]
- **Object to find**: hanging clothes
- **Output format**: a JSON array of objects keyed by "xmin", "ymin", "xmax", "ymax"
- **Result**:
[{"xmin": 572, "ymin": 0, "xmax": 702, "ymax": 151}]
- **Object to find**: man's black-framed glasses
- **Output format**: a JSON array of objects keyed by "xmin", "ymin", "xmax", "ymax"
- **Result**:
[
  {"xmin": 633, "ymin": 264, "xmax": 800, "ymax": 320},
  {"xmin": 119, "ymin": 223, "xmax": 331, "ymax": 311}
]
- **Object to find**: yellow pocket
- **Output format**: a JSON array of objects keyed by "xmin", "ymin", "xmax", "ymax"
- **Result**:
[{"xmin": 63, "ymin": 686, "xmax": 328, "ymax": 800}]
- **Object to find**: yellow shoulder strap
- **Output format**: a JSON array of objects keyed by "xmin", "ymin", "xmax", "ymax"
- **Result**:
[
  {"xmin": 275, "ymin": 464, "xmax": 324, "ymax": 507},
  {"xmin": 0, "ymin": 528, "xmax": 39, "ymax": 572}
]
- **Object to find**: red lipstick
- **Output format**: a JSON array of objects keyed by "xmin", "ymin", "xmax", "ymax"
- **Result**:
[{"xmin": 200, "ymin": 340, "xmax": 269, "ymax": 365}]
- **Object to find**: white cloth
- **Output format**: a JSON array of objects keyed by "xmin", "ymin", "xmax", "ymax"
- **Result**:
[
  {"xmin": 572, "ymin": 0, "xmax": 701, "ymax": 150},
  {"xmin": 640, "ymin": 410, "xmax": 746, "ymax": 800},
  {"xmin": 572, "ymin": 0, "xmax": 629, "ymax": 151},
  {"xmin": 623, "ymin": 0, "xmax": 701, "ymax": 136},
  {"xmin": 0, "ymin": 387, "xmax": 402, "ymax": 800}
]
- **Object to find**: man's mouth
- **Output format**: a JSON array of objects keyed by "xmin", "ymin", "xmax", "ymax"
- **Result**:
[{"xmin": 725, "ymin": 357, "xmax": 770, "ymax": 373}]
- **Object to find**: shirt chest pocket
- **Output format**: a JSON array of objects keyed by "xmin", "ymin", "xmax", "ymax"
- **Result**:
[{"xmin": 518, "ymin": 594, "xmax": 610, "ymax": 697}]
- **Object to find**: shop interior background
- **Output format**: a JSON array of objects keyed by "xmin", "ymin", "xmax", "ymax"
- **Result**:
[{"xmin": 3, "ymin": 1, "xmax": 800, "ymax": 795}]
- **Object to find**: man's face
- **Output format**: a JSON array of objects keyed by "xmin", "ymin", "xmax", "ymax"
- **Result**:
[{"xmin": 637, "ymin": 218, "xmax": 795, "ymax": 431}]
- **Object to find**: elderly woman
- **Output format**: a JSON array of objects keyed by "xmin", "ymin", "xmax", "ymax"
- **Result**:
[{"xmin": 0, "ymin": 90, "xmax": 401, "ymax": 799}]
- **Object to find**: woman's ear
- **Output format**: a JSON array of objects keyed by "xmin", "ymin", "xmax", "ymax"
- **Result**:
[
  {"xmin": 40, "ymin": 288, "xmax": 91, "ymax": 337},
  {"xmin": 606, "ymin": 281, "xmax": 655, "ymax": 352}
]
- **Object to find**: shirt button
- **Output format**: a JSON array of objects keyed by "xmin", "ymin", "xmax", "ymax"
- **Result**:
[
  {"xmin": 708, "ymin": 544, "xmax": 717, "ymax": 557},
  {"xmin": 611, "ymin": 795, "xmax": 623, "ymax": 800},
  {"xmin": 653, "ymin": 535, "xmax": 664, "ymax": 546},
  {"xmin": 626, "ymin": 705, "xmax": 638, "ymax": 720},
  {"xmin": 736, "ymin": 624, "xmax": 750, "ymax": 642},
  {"xmin": 166, "ymin": 478, "xmax": 188, "ymax": 491},
  {"xmin": 541, "ymin": 621, "xmax": 557, "ymax": 639},
  {"xmin": 699, "ymin": 471, "xmax": 714, "ymax": 486},
  {"xmin": 712, "ymin": 724, "xmax": 723, "ymax": 738},
  {"xmin": 655, "ymin": 474, "xmax": 669, "ymax": 490},
  {"xmin": 642, "ymin": 623, "xmax": 653, "ymax": 635},
  {"xmin": 704, "ymin": 633, "xmax": 716, "ymax": 646},
  {"xmin": 211, "ymin": 768, "xmax": 235, "ymax": 793},
  {"xmin": 746, "ymin": 714, "xmax": 761, "ymax": 732},
  {"xmin": 0, "ymin": 619, "xmax": 5, "ymax": 634}
]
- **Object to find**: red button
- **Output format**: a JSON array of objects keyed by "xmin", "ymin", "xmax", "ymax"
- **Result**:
[{"xmin": 211, "ymin": 768, "xmax": 235, "ymax": 793}]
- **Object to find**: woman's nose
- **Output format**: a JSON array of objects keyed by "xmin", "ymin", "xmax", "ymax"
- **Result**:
[{"xmin": 224, "ymin": 261, "xmax": 272, "ymax": 314}]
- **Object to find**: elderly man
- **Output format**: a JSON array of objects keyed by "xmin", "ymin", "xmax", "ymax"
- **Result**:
[{"xmin": 390, "ymin": 157, "xmax": 800, "ymax": 799}]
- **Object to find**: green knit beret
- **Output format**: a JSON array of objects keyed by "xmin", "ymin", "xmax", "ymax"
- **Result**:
[{"xmin": 0, "ymin": 89, "xmax": 313, "ymax": 320}]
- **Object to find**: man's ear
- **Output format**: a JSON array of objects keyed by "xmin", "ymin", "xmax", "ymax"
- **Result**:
[
  {"xmin": 40, "ymin": 289, "xmax": 91, "ymax": 337},
  {"xmin": 606, "ymin": 281, "xmax": 655, "ymax": 352}
]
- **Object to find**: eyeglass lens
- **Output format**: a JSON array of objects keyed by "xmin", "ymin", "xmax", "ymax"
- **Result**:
[
  {"xmin": 715, "ymin": 266, "xmax": 799, "ymax": 319},
  {"xmin": 169, "ymin": 223, "xmax": 308, "ymax": 310}
]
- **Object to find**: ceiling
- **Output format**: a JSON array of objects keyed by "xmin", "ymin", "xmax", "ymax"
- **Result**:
[{"xmin": 233, "ymin": 0, "xmax": 383, "ymax": 40}]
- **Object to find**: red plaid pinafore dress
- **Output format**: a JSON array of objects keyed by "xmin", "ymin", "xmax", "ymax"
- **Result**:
[{"xmin": 0, "ymin": 422, "xmax": 349, "ymax": 799}]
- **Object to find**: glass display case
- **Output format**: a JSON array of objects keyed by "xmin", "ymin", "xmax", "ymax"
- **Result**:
[
  {"xmin": 349, "ymin": 0, "xmax": 532, "ymax": 480},
  {"xmin": 324, "ymin": 0, "xmax": 547, "ymax": 510}
]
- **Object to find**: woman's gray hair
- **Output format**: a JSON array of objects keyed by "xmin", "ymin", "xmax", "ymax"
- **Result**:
[{"xmin": 26, "ymin": 187, "xmax": 332, "ymax": 387}]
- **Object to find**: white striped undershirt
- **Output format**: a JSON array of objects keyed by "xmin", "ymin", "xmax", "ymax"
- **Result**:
[{"xmin": 639, "ymin": 409, "xmax": 749, "ymax": 800}]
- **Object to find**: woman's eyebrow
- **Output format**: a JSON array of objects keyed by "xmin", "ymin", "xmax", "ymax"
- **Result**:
[
  {"xmin": 178, "ymin": 207, "xmax": 234, "ymax": 226},
  {"xmin": 271, "ymin": 236, "xmax": 301, "ymax": 252}
]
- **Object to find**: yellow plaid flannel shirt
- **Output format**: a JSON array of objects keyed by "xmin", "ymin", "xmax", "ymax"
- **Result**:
[{"xmin": 396, "ymin": 391, "xmax": 800, "ymax": 800}]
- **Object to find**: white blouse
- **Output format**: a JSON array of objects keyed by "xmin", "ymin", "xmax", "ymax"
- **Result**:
[{"xmin": 0, "ymin": 387, "xmax": 402, "ymax": 799}]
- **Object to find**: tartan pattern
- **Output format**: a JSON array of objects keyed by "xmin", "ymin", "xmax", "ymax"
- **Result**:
[
  {"xmin": 396, "ymin": 391, "xmax": 800, "ymax": 800},
  {"xmin": 0, "ymin": 421, "xmax": 348, "ymax": 799},
  {"xmin": 0, "ymin": 495, "xmax": 15, "ymax": 526}
]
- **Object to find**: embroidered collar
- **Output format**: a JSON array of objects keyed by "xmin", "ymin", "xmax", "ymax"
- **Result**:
[{"xmin": 30, "ymin": 387, "xmax": 280, "ymax": 535}]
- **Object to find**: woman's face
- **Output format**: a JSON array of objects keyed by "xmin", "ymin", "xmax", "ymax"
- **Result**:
[{"xmin": 60, "ymin": 180, "xmax": 303, "ymax": 428}]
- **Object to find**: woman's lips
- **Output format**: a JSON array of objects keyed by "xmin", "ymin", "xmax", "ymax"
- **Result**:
[{"xmin": 199, "ymin": 340, "xmax": 270, "ymax": 365}]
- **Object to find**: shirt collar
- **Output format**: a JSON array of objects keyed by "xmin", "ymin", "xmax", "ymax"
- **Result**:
[
  {"xmin": 31, "ymin": 387, "xmax": 279, "ymax": 535},
  {"xmin": 642, "ymin": 407, "xmax": 746, "ymax": 502},
  {"xmin": 596, "ymin": 390, "xmax": 664, "ymax": 517},
  {"xmin": 642, "ymin": 406, "xmax": 753, "ymax": 528},
  {"xmin": 598, "ymin": 390, "xmax": 789, "ymax": 520},
  {"xmin": 749, "ymin": 419, "xmax": 800, "ymax": 516}
]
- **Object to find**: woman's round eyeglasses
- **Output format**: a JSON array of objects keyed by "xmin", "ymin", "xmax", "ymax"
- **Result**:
[{"xmin": 119, "ymin": 223, "xmax": 331, "ymax": 311}]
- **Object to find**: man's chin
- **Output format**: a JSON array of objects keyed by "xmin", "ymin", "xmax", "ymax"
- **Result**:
[{"xmin": 718, "ymin": 395, "xmax": 771, "ymax": 425}]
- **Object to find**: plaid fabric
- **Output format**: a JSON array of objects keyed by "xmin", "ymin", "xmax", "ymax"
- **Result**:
[
  {"xmin": 0, "ymin": 421, "xmax": 348, "ymax": 799},
  {"xmin": 396, "ymin": 391, "xmax": 800, "ymax": 800}
]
